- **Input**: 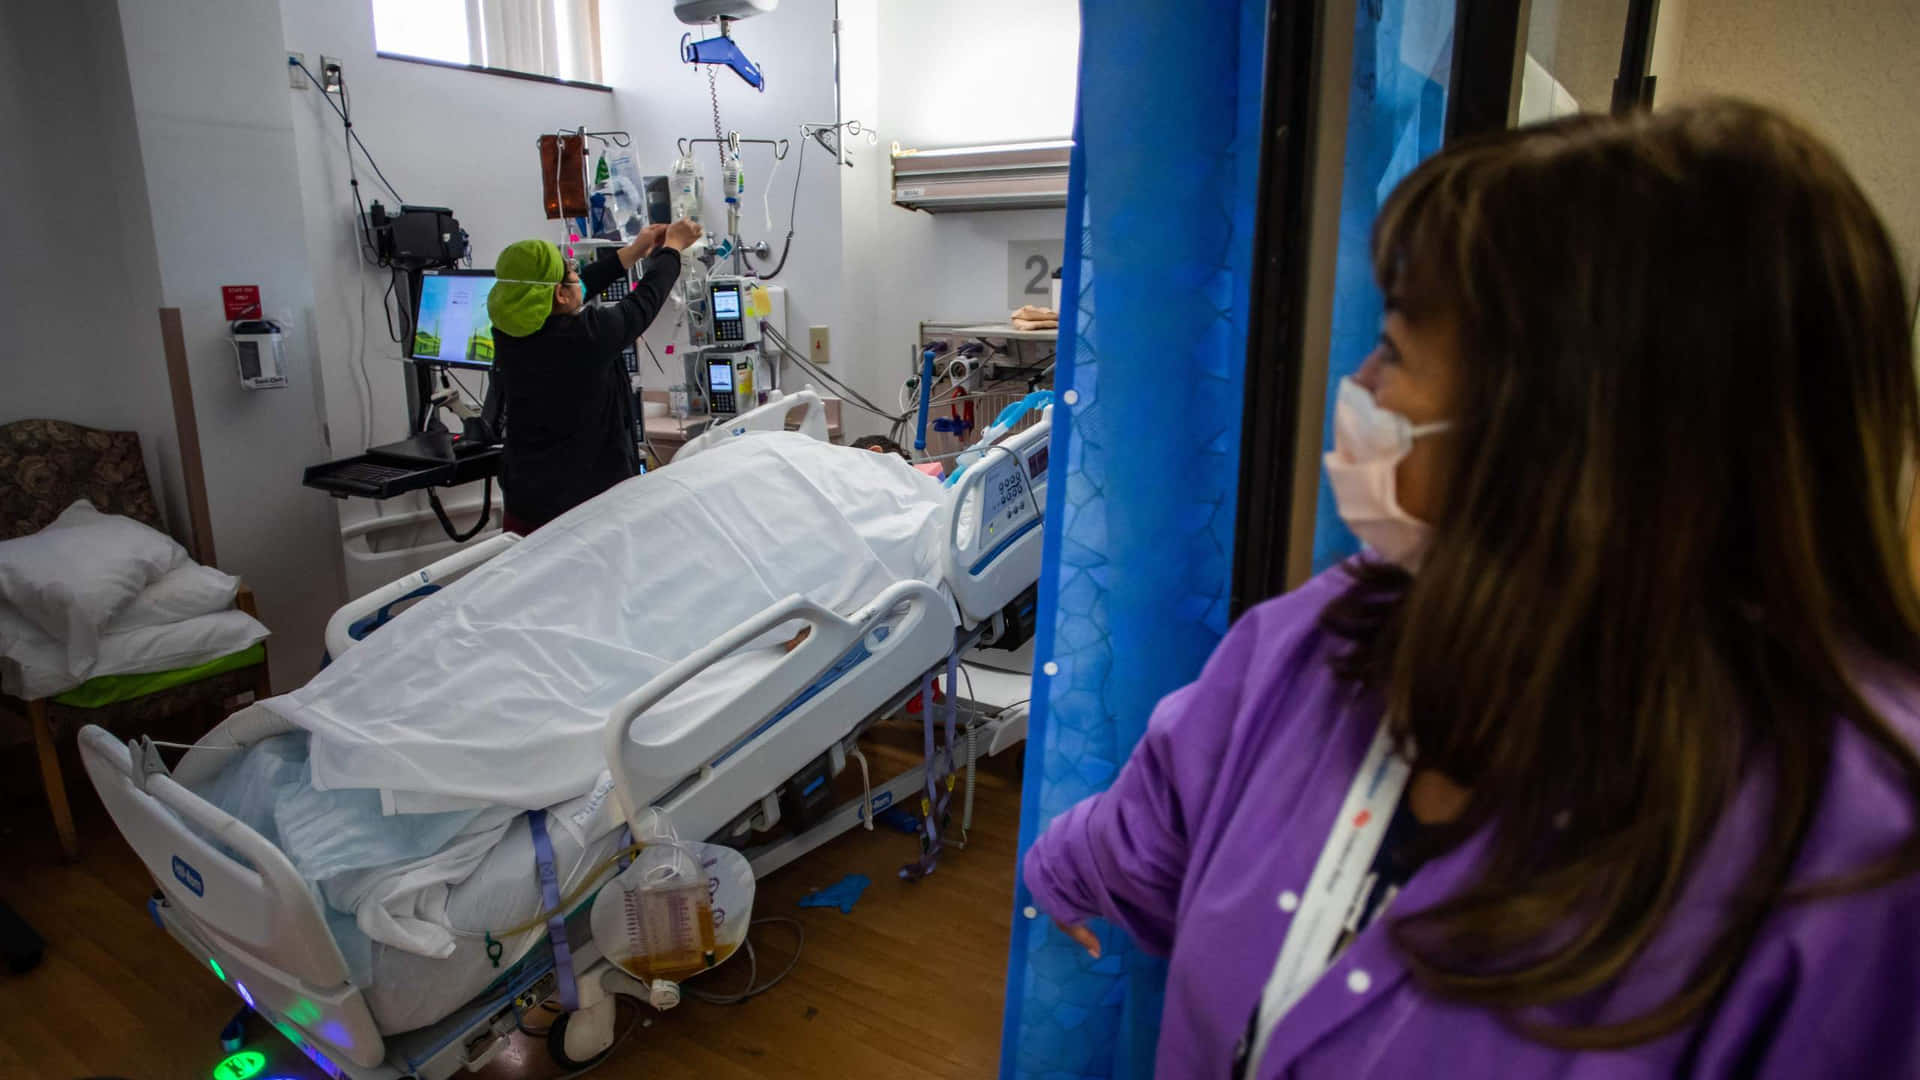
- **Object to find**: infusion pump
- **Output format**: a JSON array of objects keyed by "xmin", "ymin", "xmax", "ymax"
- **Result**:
[{"xmin": 706, "ymin": 276, "xmax": 761, "ymax": 347}]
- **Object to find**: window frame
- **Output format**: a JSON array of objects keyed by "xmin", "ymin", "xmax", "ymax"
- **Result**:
[{"xmin": 371, "ymin": 0, "xmax": 609, "ymax": 92}]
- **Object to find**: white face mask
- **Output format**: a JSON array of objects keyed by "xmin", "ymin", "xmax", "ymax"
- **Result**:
[{"xmin": 1323, "ymin": 376, "xmax": 1452, "ymax": 568}]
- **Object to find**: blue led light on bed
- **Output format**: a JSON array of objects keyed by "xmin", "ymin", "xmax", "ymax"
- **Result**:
[{"xmin": 708, "ymin": 626, "xmax": 890, "ymax": 769}]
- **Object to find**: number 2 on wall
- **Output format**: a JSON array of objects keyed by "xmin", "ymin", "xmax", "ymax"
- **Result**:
[{"xmin": 1024, "ymin": 254, "xmax": 1051, "ymax": 296}]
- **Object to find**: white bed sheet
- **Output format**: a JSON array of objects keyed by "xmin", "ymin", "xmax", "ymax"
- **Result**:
[
  {"xmin": 268, "ymin": 433, "xmax": 949, "ymax": 812},
  {"xmin": 191, "ymin": 727, "xmax": 635, "ymax": 1033},
  {"xmin": 361, "ymin": 803, "xmax": 630, "ymax": 1035}
]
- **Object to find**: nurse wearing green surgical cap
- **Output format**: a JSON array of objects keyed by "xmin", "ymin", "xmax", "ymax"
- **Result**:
[{"xmin": 488, "ymin": 217, "xmax": 702, "ymax": 534}]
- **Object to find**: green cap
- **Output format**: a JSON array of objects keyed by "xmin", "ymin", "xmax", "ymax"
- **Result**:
[{"xmin": 487, "ymin": 239, "xmax": 565, "ymax": 337}]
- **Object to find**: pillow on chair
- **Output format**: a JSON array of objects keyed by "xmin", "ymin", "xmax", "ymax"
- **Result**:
[
  {"xmin": 0, "ymin": 603, "xmax": 267, "ymax": 700},
  {"xmin": 107, "ymin": 563, "xmax": 241, "ymax": 633},
  {"xmin": 0, "ymin": 499, "xmax": 187, "ymax": 676}
]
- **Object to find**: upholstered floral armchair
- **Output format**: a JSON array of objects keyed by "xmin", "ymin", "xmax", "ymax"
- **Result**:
[{"xmin": 0, "ymin": 419, "xmax": 269, "ymax": 860}]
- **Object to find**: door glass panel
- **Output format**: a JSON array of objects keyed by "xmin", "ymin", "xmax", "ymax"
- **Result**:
[{"xmin": 1517, "ymin": 0, "xmax": 1632, "ymax": 124}]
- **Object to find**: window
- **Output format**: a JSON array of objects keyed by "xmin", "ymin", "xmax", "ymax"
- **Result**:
[{"xmin": 372, "ymin": 0, "xmax": 604, "ymax": 86}]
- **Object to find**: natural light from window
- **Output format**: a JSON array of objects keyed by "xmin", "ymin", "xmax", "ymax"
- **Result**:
[
  {"xmin": 371, "ymin": 0, "xmax": 602, "ymax": 85},
  {"xmin": 371, "ymin": 0, "xmax": 470, "ymax": 67}
]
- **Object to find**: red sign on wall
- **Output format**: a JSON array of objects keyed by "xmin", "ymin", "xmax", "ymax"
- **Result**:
[{"xmin": 221, "ymin": 285, "xmax": 262, "ymax": 320}]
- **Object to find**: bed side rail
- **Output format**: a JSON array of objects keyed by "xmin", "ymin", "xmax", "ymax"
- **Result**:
[
  {"xmin": 946, "ymin": 413, "xmax": 1052, "ymax": 626},
  {"xmin": 323, "ymin": 531, "xmax": 521, "ymax": 659},
  {"xmin": 672, "ymin": 389, "xmax": 830, "ymax": 461},
  {"xmin": 604, "ymin": 579, "xmax": 952, "ymax": 838}
]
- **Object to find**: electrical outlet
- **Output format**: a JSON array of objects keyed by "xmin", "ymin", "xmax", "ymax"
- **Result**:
[
  {"xmin": 321, "ymin": 55, "xmax": 343, "ymax": 93},
  {"xmin": 288, "ymin": 52, "xmax": 306, "ymax": 89},
  {"xmin": 809, "ymin": 325, "xmax": 831, "ymax": 366}
]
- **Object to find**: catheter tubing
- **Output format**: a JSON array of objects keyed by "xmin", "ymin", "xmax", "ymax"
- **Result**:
[{"xmin": 914, "ymin": 347, "xmax": 937, "ymax": 451}]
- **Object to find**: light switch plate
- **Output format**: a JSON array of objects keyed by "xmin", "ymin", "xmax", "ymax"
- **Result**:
[
  {"xmin": 288, "ymin": 52, "xmax": 306, "ymax": 89},
  {"xmin": 809, "ymin": 325, "xmax": 831, "ymax": 366}
]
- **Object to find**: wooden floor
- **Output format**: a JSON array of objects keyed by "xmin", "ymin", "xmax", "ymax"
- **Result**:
[{"xmin": 0, "ymin": 716, "xmax": 1024, "ymax": 1079}]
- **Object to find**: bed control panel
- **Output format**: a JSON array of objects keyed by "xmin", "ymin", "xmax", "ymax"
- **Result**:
[{"xmin": 976, "ymin": 450, "xmax": 1041, "ymax": 554}]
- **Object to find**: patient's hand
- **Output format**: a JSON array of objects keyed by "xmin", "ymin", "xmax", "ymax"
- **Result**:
[{"xmin": 783, "ymin": 627, "xmax": 812, "ymax": 652}]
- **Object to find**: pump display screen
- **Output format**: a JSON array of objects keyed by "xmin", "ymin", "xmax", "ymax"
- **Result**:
[
  {"xmin": 712, "ymin": 287, "xmax": 742, "ymax": 321},
  {"xmin": 1027, "ymin": 444, "xmax": 1049, "ymax": 479},
  {"xmin": 708, "ymin": 360, "xmax": 734, "ymax": 392},
  {"xmin": 414, "ymin": 271, "xmax": 496, "ymax": 368}
]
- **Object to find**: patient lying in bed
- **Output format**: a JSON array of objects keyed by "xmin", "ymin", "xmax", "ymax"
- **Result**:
[
  {"xmin": 280, "ymin": 430, "xmax": 949, "ymax": 811},
  {"xmin": 191, "ymin": 432, "xmax": 950, "ymax": 968}
]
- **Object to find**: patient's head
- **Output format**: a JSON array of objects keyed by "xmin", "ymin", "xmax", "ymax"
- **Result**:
[{"xmin": 851, "ymin": 435, "xmax": 910, "ymax": 462}]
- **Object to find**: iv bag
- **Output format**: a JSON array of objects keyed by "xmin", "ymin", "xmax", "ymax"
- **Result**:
[
  {"xmin": 670, "ymin": 155, "xmax": 703, "ymax": 227},
  {"xmin": 590, "ymin": 839, "xmax": 755, "ymax": 983}
]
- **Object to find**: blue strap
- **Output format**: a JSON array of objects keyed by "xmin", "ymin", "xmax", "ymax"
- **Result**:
[{"xmin": 527, "ymin": 811, "xmax": 579, "ymax": 1012}]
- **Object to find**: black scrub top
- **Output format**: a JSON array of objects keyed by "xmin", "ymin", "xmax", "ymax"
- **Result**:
[{"xmin": 493, "ymin": 247, "xmax": 680, "ymax": 528}]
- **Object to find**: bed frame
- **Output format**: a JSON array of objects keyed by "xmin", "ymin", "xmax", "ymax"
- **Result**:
[{"xmin": 77, "ymin": 396, "xmax": 1052, "ymax": 1078}]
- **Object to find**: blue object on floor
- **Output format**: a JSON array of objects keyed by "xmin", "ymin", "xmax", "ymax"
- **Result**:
[
  {"xmin": 877, "ymin": 806, "xmax": 921, "ymax": 834},
  {"xmin": 799, "ymin": 874, "xmax": 872, "ymax": 914}
]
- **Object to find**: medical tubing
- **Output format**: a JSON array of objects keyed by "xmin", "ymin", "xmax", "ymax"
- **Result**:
[
  {"xmin": 481, "ymin": 838, "xmax": 654, "ymax": 940},
  {"xmin": 914, "ymin": 349, "xmax": 937, "ymax": 450},
  {"xmin": 963, "ymin": 722, "xmax": 978, "ymax": 838},
  {"xmin": 763, "ymin": 326, "xmax": 908, "ymax": 422},
  {"xmin": 850, "ymin": 746, "xmax": 875, "ymax": 830},
  {"xmin": 685, "ymin": 917, "xmax": 805, "ymax": 1005}
]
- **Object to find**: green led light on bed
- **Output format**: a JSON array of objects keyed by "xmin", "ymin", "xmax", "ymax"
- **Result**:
[{"xmin": 52, "ymin": 643, "xmax": 266, "ymax": 709}]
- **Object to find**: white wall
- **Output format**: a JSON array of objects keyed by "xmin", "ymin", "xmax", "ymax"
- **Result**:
[
  {"xmin": 599, "ymin": 0, "xmax": 847, "ymax": 397},
  {"xmin": 853, "ymin": 0, "xmax": 1080, "ymax": 439},
  {"xmin": 0, "ymin": 0, "xmax": 180, "ymax": 532},
  {"xmin": 279, "ymin": 0, "xmax": 620, "ymax": 537},
  {"xmin": 605, "ymin": 0, "xmax": 1080, "ymax": 441},
  {"xmin": 113, "ymin": 0, "xmax": 348, "ymax": 688},
  {"xmin": 1667, "ymin": 0, "xmax": 1920, "ymax": 283}
]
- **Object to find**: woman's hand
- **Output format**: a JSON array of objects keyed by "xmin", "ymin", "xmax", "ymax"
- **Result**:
[
  {"xmin": 618, "ymin": 224, "xmax": 669, "ymax": 269},
  {"xmin": 664, "ymin": 218, "xmax": 703, "ymax": 251},
  {"xmin": 1055, "ymin": 919, "xmax": 1101, "ymax": 958}
]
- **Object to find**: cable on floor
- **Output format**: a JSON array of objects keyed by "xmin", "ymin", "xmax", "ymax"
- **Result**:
[{"xmin": 684, "ymin": 916, "xmax": 806, "ymax": 1005}]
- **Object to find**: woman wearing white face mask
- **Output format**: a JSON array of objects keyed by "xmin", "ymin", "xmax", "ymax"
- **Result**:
[
  {"xmin": 1321, "ymin": 317, "xmax": 1457, "ymax": 567},
  {"xmin": 1021, "ymin": 100, "xmax": 1920, "ymax": 1078}
]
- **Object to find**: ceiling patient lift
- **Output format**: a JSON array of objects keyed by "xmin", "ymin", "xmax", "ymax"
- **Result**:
[{"xmin": 676, "ymin": 0, "xmax": 778, "ymax": 91}]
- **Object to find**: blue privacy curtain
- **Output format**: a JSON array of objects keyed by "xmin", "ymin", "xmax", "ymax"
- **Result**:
[
  {"xmin": 998, "ymin": 1, "xmax": 1268, "ymax": 1075},
  {"xmin": 1312, "ymin": 0, "xmax": 1459, "ymax": 570}
]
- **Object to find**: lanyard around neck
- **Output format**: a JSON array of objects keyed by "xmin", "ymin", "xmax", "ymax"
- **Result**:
[{"xmin": 1244, "ymin": 715, "xmax": 1412, "ymax": 1074}]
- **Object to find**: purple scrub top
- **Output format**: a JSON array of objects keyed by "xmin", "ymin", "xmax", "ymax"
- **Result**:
[{"xmin": 1025, "ymin": 565, "xmax": 1920, "ymax": 1077}]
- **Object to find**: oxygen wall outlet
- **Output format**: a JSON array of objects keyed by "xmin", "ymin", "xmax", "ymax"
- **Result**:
[
  {"xmin": 809, "ymin": 325, "xmax": 831, "ymax": 365},
  {"xmin": 321, "ymin": 56, "xmax": 344, "ymax": 93}
]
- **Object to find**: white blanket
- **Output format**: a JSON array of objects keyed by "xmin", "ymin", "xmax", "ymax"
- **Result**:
[{"xmin": 267, "ymin": 433, "xmax": 950, "ymax": 812}]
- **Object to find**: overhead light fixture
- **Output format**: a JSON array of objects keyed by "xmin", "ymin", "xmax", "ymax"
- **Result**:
[{"xmin": 892, "ymin": 139, "xmax": 1073, "ymax": 214}]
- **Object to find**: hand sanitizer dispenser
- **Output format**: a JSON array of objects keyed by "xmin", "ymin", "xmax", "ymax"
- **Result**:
[{"xmin": 230, "ymin": 319, "xmax": 287, "ymax": 389}]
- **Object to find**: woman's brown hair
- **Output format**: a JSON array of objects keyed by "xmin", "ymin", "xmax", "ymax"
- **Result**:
[{"xmin": 1322, "ymin": 99, "xmax": 1920, "ymax": 1047}]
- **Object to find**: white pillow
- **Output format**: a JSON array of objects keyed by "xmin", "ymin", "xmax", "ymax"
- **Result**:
[
  {"xmin": 0, "ymin": 602, "xmax": 267, "ymax": 700},
  {"xmin": 94, "ymin": 609, "xmax": 269, "ymax": 678},
  {"xmin": 107, "ymin": 563, "xmax": 241, "ymax": 633},
  {"xmin": 0, "ymin": 500, "xmax": 188, "ymax": 675}
]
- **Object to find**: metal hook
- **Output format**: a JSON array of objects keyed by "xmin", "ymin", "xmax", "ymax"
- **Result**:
[
  {"xmin": 537, "ymin": 127, "xmax": 631, "ymax": 149},
  {"xmin": 676, "ymin": 134, "xmax": 789, "ymax": 160}
]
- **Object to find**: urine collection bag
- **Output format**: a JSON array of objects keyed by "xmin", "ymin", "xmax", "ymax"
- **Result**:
[{"xmin": 590, "ymin": 838, "xmax": 755, "ymax": 983}]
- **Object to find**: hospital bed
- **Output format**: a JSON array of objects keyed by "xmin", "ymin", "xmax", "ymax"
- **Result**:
[{"xmin": 78, "ymin": 391, "xmax": 1051, "ymax": 1078}]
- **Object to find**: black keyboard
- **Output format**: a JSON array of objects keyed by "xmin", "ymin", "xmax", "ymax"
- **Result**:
[{"xmin": 331, "ymin": 462, "xmax": 416, "ymax": 485}]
